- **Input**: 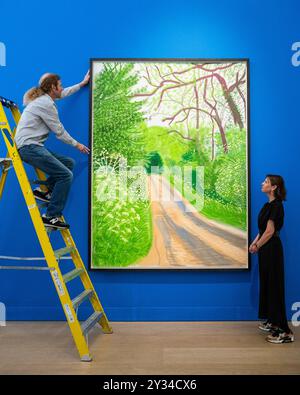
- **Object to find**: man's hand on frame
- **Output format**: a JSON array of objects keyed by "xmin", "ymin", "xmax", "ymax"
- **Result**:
[
  {"xmin": 79, "ymin": 70, "xmax": 90, "ymax": 87},
  {"xmin": 76, "ymin": 143, "xmax": 90, "ymax": 154}
]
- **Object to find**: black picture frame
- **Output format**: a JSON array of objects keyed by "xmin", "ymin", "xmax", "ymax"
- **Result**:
[{"xmin": 88, "ymin": 58, "xmax": 251, "ymax": 272}]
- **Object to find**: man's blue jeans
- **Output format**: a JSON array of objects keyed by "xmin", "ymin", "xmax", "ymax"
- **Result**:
[{"xmin": 18, "ymin": 144, "xmax": 75, "ymax": 218}]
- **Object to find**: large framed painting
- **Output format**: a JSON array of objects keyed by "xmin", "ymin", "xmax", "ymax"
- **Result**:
[{"xmin": 89, "ymin": 58, "xmax": 250, "ymax": 270}]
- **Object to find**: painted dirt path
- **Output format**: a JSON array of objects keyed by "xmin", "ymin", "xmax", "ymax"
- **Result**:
[{"xmin": 131, "ymin": 174, "xmax": 248, "ymax": 269}]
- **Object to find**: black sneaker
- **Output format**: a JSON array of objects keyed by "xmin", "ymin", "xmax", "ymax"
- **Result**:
[
  {"xmin": 33, "ymin": 189, "xmax": 51, "ymax": 203},
  {"xmin": 42, "ymin": 215, "xmax": 70, "ymax": 230},
  {"xmin": 266, "ymin": 329, "xmax": 294, "ymax": 344},
  {"xmin": 258, "ymin": 321, "xmax": 277, "ymax": 333}
]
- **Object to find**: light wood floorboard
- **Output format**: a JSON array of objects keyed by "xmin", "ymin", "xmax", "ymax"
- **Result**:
[{"xmin": 0, "ymin": 322, "xmax": 299, "ymax": 375}]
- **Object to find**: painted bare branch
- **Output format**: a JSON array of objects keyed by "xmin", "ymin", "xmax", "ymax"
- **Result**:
[
  {"xmin": 203, "ymin": 79, "xmax": 228, "ymax": 154},
  {"xmin": 167, "ymin": 129, "xmax": 195, "ymax": 141},
  {"xmin": 213, "ymin": 73, "xmax": 244, "ymax": 129}
]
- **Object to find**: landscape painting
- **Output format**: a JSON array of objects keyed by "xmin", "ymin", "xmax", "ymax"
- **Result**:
[{"xmin": 90, "ymin": 59, "xmax": 249, "ymax": 270}]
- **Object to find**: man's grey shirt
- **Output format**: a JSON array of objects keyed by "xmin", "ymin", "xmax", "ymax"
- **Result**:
[{"xmin": 15, "ymin": 84, "xmax": 80, "ymax": 149}]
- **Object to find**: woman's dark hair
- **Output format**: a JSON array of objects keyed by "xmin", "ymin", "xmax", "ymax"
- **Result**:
[{"xmin": 266, "ymin": 174, "xmax": 287, "ymax": 201}]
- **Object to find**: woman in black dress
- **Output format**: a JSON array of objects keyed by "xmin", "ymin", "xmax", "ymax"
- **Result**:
[{"xmin": 249, "ymin": 174, "xmax": 294, "ymax": 343}]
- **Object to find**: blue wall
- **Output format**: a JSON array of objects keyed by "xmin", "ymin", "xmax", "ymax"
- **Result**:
[{"xmin": 0, "ymin": 0, "xmax": 299, "ymax": 321}]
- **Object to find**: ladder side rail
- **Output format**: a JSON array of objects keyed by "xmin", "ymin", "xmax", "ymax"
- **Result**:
[
  {"xmin": 61, "ymin": 227, "xmax": 113, "ymax": 334},
  {"xmin": 0, "ymin": 103, "xmax": 12, "ymax": 198},
  {"xmin": 0, "ymin": 104, "xmax": 21, "ymax": 199}
]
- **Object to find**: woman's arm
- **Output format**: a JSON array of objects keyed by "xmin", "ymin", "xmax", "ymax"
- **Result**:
[
  {"xmin": 249, "ymin": 233, "xmax": 260, "ymax": 253},
  {"xmin": 250, "ymin": 233, "xmax": 260, "ymax": 246},
  {"xmin": 253, "ymin": 220, "xmax": 275, "ymax": 252}
]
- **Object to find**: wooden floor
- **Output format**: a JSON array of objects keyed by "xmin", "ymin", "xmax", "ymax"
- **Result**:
[{"xmin": 0, "ymin": 322, "xmax": 299, "ymax": 375}]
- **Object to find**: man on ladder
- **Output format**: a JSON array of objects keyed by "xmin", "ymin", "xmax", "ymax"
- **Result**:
[
  {"xmin": 15, "ymin": 71, "xmax": 90, "ymax": 230},
  {"xmin": 0, "ymin": 83, "xmax": 113, "ymax": 362}
]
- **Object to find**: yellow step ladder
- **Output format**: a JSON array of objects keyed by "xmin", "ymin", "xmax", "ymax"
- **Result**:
[{"xmin": 0, "ymin": 95, "xmax": 113, "ymax": 362}]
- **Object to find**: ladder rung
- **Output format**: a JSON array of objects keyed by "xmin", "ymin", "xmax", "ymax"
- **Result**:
[
  {"xmin": 72, "ymin": 289, "xmax": 94, "ymax": 310},
  {"xmin": 63, "ymin": 268, "xmax": 84, "ymax": 283},
  {"xmin": 81, "ymin": 311, "xmax": 103, "ymax": 336},
  {"xmin": 54, "ymin": 246, "xmax": 74, "ymax": 259}
]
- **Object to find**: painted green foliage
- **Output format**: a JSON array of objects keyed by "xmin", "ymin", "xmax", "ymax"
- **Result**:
[
  {"xmin": 92, "ymin": 63, "xmax": 152, "ymax": 267},
  {"xmin": 93, "ymin": 63, "xmax": 146, "ymax": 167}
]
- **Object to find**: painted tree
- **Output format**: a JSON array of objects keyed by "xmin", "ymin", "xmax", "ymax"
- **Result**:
[
  {"xmin": 131, "ymin": 62, "xmax": 246, "ymax": 156},
  {"xmin": 93, "ymin": 63, "xmax": 146, "ymax": 169}
]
